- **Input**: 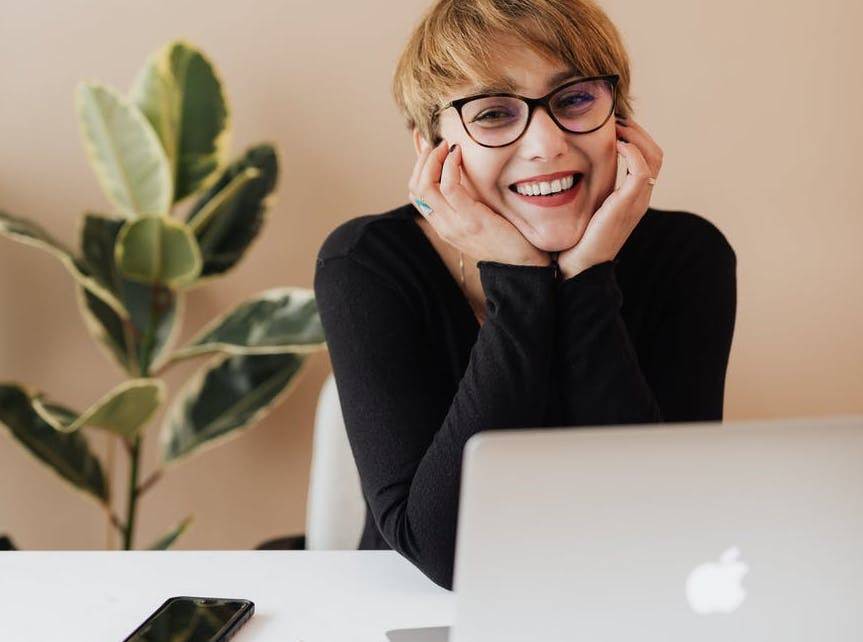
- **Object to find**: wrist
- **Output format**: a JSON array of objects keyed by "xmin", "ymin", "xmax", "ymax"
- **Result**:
[
  {"xmin": 558, "ymin": 259, "xmax": 593, "ymax": 280},
  {"xmin": 513, "ymin": 249, "xmax": 552, "ymax": 268},
  {"xmin": 559, "ymin": 258, "xmax": 619, "ymax": 282},
  {"xmin": 485, "ymin": 253, "xmax": 551, "ymax": 268}
]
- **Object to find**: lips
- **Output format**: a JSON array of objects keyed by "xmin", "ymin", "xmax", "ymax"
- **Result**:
[
  {"xmin": 508, "ymin": 171, "xmax": 584, "ymax": 192},
  {"xmin": 509, "ymin": 173, "xmax": 584, "ymax": 208}
]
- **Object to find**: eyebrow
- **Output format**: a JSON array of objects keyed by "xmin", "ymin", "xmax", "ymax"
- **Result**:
[{"xmin": 469, "ymin": 67, "xmax": 584, "ymax": 96}]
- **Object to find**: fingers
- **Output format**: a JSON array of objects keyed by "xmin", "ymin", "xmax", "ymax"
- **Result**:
[
  {"xmin": 410, "ymin": 141, "xmax": 486, "ymax": 241},
  {"xmin": 438, "ymin": 144, "xmax": 477, "ymax": 225},
  {"xmin": 414, "ymin": 141, "xmax": 452, "ymax": 217},
  {"xmin": 408, "ymin": 140, "xmax": 433, "ymax": 190},
  {"xmin": 615, "ymin": 117, "xmax": 659, "ymax": 206},
  {"xmin": 409, "ymin": 140, "xmax": 449, "ymax": 217},
  {"xmin": 408, "ymin": 140, "xmax": 442, "ymax": 218},
  {"xmin": 408, "ymin": 139, "xmax": 439, "ymax": 197},
  {"xmin": 439, "ymin": 143, "xmax": 459, "ymax": 189},
  {"xmin": 615, "ymin": 137, "xmax": 654, "ymax": 206},
  {"xmin": 422, "ymin": 140, "xmax": 450, "ymax": 190},
  {"xmin": 616, "ymin": 138, "xmax": 650, "ymax": 180},
  {"xmin": 615, "ymin": 116, "xmax": 663, "ymax": 178}
]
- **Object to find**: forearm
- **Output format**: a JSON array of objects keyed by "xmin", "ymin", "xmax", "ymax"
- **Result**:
[
  {"xmin": 400, "ymin": 261, "xmax": 556, "ymax": 585},
  {"xmin": 553, "ymin": 260, "xmax": 663, "ymax": 427},
  {"xmin": 329, "ymin": 259, "xmax": 559, "ymax": 590}
]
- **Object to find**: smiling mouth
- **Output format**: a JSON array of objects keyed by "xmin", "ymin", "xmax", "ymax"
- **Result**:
[{"xmin": 508, "ymin": 173, "xmax": 583, "ymax": 196}]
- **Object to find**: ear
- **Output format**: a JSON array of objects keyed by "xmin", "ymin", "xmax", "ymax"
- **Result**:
[{"xmin": 412, "ymin": 127, "xmax": 429, "ymax": 157}]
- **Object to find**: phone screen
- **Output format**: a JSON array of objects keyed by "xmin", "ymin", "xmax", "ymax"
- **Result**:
[{"xmin": 123, "ymin": 596, "xmax": 254, "ymax": 642}]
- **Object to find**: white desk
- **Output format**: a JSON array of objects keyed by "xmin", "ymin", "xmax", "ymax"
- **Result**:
[{"xmin": 0, "ymin": 551, "xmax": 453, "ymax": 641}]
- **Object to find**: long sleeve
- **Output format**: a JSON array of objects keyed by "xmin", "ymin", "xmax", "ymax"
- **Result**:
[
  {"xmin": 313, "ymin": 253, "xmax": 557, "ymax": 590},
  {"xmin": 553, "ymin": 228, "xmax": 737, "ymax": 426}
]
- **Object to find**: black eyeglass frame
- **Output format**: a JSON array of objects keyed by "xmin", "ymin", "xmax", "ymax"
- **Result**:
[{"xmin": 433, "ymin": 73, "xmax": 620, "ymax": 148}]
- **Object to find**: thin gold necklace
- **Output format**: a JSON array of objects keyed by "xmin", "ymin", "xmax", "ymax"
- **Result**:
[{"xmin": 459, "ymin": 251, "xmax": 485, "ymax": 323}]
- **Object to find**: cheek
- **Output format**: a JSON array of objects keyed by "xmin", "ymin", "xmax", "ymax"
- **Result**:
[
  {"xmin": 459, "ymin": 151, "xmax": 506, "ymax": 201},
  {"xmin": 590, "ymin": 136, "xmax": 621, "ymax": 183}
]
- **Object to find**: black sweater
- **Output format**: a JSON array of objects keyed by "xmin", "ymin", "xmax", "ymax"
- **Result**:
[{"xmin": 313, "ymin": 202, "xmax": 737, "ymax": 590}]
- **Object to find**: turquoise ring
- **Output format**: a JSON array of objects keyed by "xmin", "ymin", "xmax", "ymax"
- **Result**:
[{"xmin": 413, "ymin": 196, "xmax": 433, "ymax": 216}]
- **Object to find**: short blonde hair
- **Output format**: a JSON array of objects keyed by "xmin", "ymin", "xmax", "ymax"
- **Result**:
[{"xmin": 392, "ymin": 0, "xmax": 636, "ymax": 146}]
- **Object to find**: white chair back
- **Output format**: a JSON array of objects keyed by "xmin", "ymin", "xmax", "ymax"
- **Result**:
[{"xmin": 305, "ymin": 371, "xmax": 366, "ymax": 550}]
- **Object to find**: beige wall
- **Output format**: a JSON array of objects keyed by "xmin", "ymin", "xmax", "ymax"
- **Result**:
[{"xmin": 1, "ymin": 0, "xmax": 861, "ymax": 550}]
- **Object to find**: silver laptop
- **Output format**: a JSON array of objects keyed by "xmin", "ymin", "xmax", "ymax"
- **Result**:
[{"xmin": 388, "ymin": 414, "xmax": 863, "ymax": 642}]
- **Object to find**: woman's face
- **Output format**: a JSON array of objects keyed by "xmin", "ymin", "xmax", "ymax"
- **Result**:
[{"xmin": 419, "ymin": 43, "xmax": 620, "ymax": 253}]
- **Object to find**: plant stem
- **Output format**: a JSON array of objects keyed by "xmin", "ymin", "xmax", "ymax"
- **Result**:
[
  {"xmin": 104, "ymin": 434, "xmax": 116, "ymax": 548},
  {"xmin": 150, "ymin": 355, "xmax": 178, "ymax": 379},
  {"xmin": 108, "ymin": 510, "xmax": 125, "ymax": 534},
  {"xmin": 122, "ymin": 283, "xmax": 162, "ymax": 549},
  {"xmin": 123, "ymin": 436, "xmax": 142, "ymax": 550},
  {"xmin": 137, "ymin": 469, "xmax": 163, "ymax": 496}
]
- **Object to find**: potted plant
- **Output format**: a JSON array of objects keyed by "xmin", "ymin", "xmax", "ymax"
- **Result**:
[{"xmin": 0, "ymin": 39, "xmax": 326, "ymax": 550}]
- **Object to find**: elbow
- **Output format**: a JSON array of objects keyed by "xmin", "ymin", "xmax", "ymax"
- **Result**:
[
  {"xmin": 384, "ymin": 505, "xmax": 457, "ymax": 591},
  {"xmin": 399, "ymin": 538, "xmax": 456, "ymax": 592},
  {"xmin": 385, "ymin": 535, "xmax": 455, "ymax": 590},
  {"xmin": 411, "ymin": 553, "xmax": 454, "ymax": 591},
  {"xmin": 427, "ymin": 560, "xmax": 455, "ymax": 591}
]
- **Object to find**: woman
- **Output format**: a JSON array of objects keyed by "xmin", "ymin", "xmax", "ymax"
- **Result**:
[{"xmin": 313, "ymin": 0, "xmax": 736, "ymax": 591}]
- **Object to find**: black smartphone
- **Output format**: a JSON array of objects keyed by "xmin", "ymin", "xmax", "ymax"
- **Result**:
[{"xmin": 122, "ymin": 596, "xmax": 254, "ymax": 642}]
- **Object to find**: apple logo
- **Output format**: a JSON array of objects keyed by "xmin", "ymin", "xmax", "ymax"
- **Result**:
[{"xmin": 685, "ymin": 546, "xmax": 749, "ymax": 615}]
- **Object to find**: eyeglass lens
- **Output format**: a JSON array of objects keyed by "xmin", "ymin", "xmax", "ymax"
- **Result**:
[{"xmin": 460, "ymin": 78, "xmax": 614, "ymax": 147}]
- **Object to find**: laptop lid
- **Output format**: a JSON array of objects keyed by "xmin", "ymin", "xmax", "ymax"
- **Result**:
[{"xmin": 450, "ymin": 415, "xmax": 863, "ymax": 642}]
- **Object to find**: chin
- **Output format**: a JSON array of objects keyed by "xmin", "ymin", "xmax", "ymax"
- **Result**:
[
  {"xmin": 533, "ymin": 237, "xmax": 582, "ymax": 253},
  {"xmin": 517, "ymin": 220, "xmax": 584, "ymax": 254}
]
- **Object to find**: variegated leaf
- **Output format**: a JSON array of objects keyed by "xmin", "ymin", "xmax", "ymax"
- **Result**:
[
  {"xmin": 75, "ymin": 83, "xmax": 172, "ymax": 217},
  {"xmin": 32, "ymin": 379, "xmax": 165, "ymax": 439},
  {"xmin": 130, "ymin": 40, "xmax": 230, "ymax": 203},
  {"xmin": 161, "ymin": 353, "xmax": 304, "ymax": 462},
  {"xmin": 78, "ymin": 214, "xmax": 183, "ymax": 375},
  {"xmin": 185, "ymin": 144, "xmax": 278, "ymax": 281},
  {"xmin": 0, "ymin": 384, "xmax": 108, "ymax": 503},
  {"xmin": 167, "ymin": 287, "xmax": 324, "ymax": 364}
]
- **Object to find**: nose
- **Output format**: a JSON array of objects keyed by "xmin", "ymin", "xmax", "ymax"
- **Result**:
[{"xmin": 518, "ymin": 105, "xmax": 568, "ymax": 159}]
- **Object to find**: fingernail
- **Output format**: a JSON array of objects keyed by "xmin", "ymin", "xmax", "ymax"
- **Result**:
[{"xmin": 449, "ymin": 143, "xmax": 457, "ymax": 153}]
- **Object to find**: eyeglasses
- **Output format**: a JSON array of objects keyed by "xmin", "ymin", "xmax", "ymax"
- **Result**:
[{"xmin": 434, "ymin": 74, "xmax": 619, "ymax": 148}]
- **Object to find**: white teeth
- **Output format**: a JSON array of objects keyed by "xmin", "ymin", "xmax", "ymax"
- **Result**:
[{"xmin": 514, "ymin": 174, "xmax": 577, "ymax": 196}]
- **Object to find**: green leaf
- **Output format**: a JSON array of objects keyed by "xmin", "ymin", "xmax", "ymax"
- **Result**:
[
  {"xmin": 188, "ymin": 166, "xmax": 260, "ymax": 236},
  {"xmin": 161, "ymin": 353, "xmax": 305, "ymax": 462},
  {"xmin": 167, "ymin": 287, "xmax": 325, "ymax": 364},
  {"xmin": 77, "ymin": 286, "xmax": 133, "ymax": 372},
  {"xmin": 0, "ymin": 384, "xmax": 109, "ymax": 503},
  {"xmin": 130, "ymin": 39, "xmax": 230, "ymax": 203},
  {"xmin": 148, "ymin": 515, "xmax": 193, "ymax": 550},
  {"xmin": 185, "ymin": 144, "xmax": 278, "ymax": 281},
  {"xmin": 75, "ymin": 83, "xmax": 172, "ymax": 217},
  {"xmin": 78, "ymin": 214, "xmax": 183, "ymax": 375},
  {"xmin": 32, "ymin": 379, "xmax": 165, "ymax": 439},
  {"xmin": 0, "ymin": 209, "xmax": 127, "ymax": 320},
  {"xmin": 115, "ymin": 215, "xmax": 202, "ymax": 288}
]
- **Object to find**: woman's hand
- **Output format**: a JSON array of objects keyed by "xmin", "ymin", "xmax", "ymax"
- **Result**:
[
  {"xmin": 557, "ymin": 116, "xmax": 664, "ymax": 279},
  {"xmin": 408, "ymin": 138, "xmax": 551, "ymax": 267}
]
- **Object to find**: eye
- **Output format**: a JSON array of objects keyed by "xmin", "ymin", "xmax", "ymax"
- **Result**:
[
  {"xmin": 555, "ymin": 92, "xmax": 595, "ymax": 110},
  {"xmin": 473, "ymin": 110, "xmax": 510, "ymax": 122},
  {"xmin": 471, "ymin": 108, "xmax": 522, "ymax": 127}
]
